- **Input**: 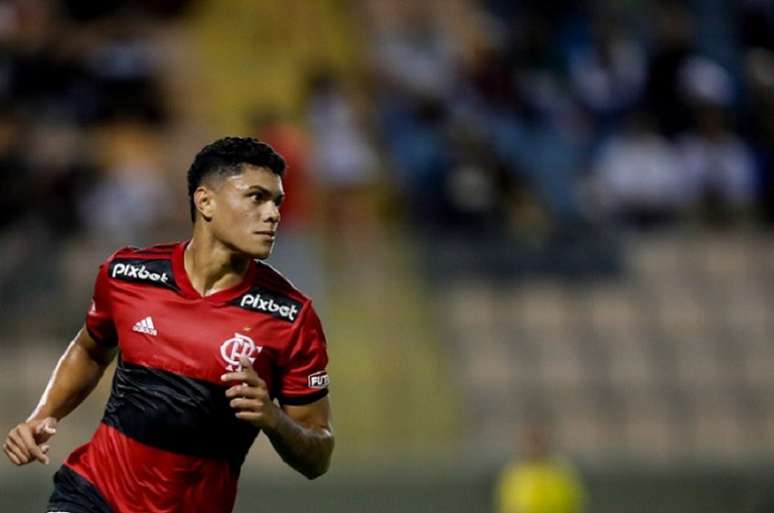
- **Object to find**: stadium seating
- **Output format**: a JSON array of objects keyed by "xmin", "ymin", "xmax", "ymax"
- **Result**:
[{"xmin": 439, "ymin": 232, "xmax": 774, "ymax": 463}]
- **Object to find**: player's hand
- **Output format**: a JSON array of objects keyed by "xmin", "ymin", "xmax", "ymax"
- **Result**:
[
  {"xmin": 222, "ymin": 356, "xmax": 279, "ymax": 430},
  {"xmin": 3, "ymin": 417, "xmax": 57, "ymax": 466}
]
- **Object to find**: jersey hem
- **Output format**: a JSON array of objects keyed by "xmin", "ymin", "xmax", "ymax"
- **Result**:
[{"xmin": 85, "ymin": 325, "xmax": 117, "ymax": 348}]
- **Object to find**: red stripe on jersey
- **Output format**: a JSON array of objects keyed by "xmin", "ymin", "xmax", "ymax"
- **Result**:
[{"xmin": 65, "ymin": 423, "xmax": 239, "ymax": 513}]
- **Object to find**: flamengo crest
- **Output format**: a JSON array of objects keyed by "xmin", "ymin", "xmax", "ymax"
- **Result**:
[{"xmin": 220, "ymin": 333, "xmax": 263, "ymax": 371}]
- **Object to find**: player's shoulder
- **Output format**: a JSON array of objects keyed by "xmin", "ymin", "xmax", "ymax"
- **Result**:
[
  {"xmin": 98, "ymin": 242, "xmax": 180, "ymax": 290},
  {"xmin": 109, "ymin": 241, "xmax": 180, "ymax": 262},
  {"xmin": 252, "ymin": 260, "xmax": 310, "ymax": 305}
]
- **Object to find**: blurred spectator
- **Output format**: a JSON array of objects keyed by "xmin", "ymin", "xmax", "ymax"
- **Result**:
[
  {"xmin": 677, "ymin": 59, "xmax": 756, "ymax": 224},
  {"xmin": 495, "ymin": 422, "xmax": 586, "ymax": 513},
  {"xmin": 305, "ymin": 70, "xmax": 380, "ymax": 240},
  {"xmin": 306, "ymin": 71, "xmax": 378, "ymax": 195},
  {"xmin": 678, "ymin": 55, "xmax": 735, "ymax": 108},
  {"xmin": 377, "ymin": 93, "xmax": 453, "ymax": 224},
  {"xmin": 588, "ymin": 112, "xmax": 684, "ymax": 227},
  {"xmin": 568, "ymin": 17, "xmax": 647, "ymax": 132}
]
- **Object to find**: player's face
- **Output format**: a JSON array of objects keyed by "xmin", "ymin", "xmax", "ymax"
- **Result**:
[{"xmin": 207, "ymin": 165, "xmax": 284, "ymax": 259}]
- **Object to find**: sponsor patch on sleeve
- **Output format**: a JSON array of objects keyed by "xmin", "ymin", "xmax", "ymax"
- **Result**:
[
  {"xmin": 229, "ymin": 287, "xmax": 303, "ymax": 323},
  {"xmin": 307, "ymin": 370, "xmax": 330, "ymax": 389},
  {"xmin": 108, "ymin": 259, "xmax": 179, "ymax": 291}
]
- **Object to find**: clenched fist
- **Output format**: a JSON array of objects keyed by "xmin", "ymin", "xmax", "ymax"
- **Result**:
[{"xmin": 221, "ymin": 355, "xmax": 280, "ymax": 430}]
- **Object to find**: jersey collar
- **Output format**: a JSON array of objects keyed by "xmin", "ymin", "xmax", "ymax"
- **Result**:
[{"xmin": 171, "ymin": 240, "xmax": 257, "ymax": 302}]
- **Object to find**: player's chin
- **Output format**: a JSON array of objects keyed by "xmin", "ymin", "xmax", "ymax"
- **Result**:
[
  {"xmin": 232, "ymin": 233, "xmax": 275, "ymax": 259},
  {"xmin": 244, "ymin": 240, "xmax": 274, "ymax": 260}
]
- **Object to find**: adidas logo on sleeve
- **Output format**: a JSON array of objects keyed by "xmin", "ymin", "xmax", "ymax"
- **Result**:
[{"xmin": 132, "ymin": 316, "xmax": 158, "ymax": 336}]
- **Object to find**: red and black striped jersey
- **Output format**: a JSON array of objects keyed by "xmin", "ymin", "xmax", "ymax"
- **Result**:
[{"xmin": 60, "ymin": 241, "xmax": 329, "ymax": 513}]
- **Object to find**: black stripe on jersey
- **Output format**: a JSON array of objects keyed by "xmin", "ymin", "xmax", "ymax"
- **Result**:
[
  {"xmin": 228, "ymin": 286, "xmax": 303, "ymax": 323},
  {"xmin": 48, "ymin": 465, "xmax": 115, "ymax": 513},
  {"xmin": 108, "ymin": 258, "xmax": 180, "ymax": 291},
  {"xmin": 102, "ymin": 358, "xmax": 259, "ymax": 467},
  {"xmin": 278, "ymin": 388, "xmax": 329, "ymax": 406}
]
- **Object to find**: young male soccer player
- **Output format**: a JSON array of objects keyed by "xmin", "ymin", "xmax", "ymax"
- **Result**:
[{"xmin": 3, "ymin": 137, "xmax": 334, "ymax": 513}]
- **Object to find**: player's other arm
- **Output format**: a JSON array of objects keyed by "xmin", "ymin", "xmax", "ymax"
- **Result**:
[
  {"xmin": 265, "ymin": 396, "xmax": 334, "ymax": 479},
  {"xmin": 3, "ymin": 325, "xmax": 117, "ymax": 465},
  {"xmin": 223, "ymin": 355, "xmax": 334, "ymax": 479}
]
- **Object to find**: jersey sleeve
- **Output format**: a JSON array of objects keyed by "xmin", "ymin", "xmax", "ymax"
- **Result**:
[
  {"xmin": 85, "ymin": 255, "xmax": 118, "ymax": 347},
  {"xmin": 277, "ymin": 303, "xmax": 329, "ymax": 405}
]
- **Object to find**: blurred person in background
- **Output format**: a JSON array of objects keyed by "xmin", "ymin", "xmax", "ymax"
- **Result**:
[
  {"xmin": 587, "ymin": 111, "xmax": 685, "ymax": 228},
  {"xmin": 568, "ymin": 15, "xmax": 647, "ymax": 135},
  {"xmin": 676, "ymin": 57, "xmax": 756, "ymax": 224},
  {"xmin": 3, "ymin": 137, "xmax": 334, "ymax": 513},
  {"xmin": 304, "ymin": 69, "xmax": 379, "ymax": 243},
  {"xmin": 495, "ymin": 422, "xmax": 586, "ymax": 513}
]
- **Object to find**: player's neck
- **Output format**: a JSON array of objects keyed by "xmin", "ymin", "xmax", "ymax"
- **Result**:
[{"xmin": 184, "ymin": 231, "xmax": 252, "ymax": 297}]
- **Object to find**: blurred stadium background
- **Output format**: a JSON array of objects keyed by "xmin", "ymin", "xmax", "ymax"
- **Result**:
[{"xmin": 1, "ymin": 0, "xmax": 774, "ymax": 511}]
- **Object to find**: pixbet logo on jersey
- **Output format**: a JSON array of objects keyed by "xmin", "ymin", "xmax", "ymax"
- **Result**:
[
  {"xmin": 111, "ymin": 262, "xmax": 170, "ymax": 284},
  {"xmin": 239, "ymin": 293, "xmax": 300, "ymax": 322},
  {"xmin": 220, "ymin": 333, "xmax": 263, "ymax": 371}
]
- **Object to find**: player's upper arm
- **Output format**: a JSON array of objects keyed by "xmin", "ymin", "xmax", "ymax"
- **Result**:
[
  {"xmin": 282, "ymin": 396, "xmax": 333, "ymax": 433},
  {"xmin": 75, "ymin": 324, "xmax": 118, "ymax": 367}
]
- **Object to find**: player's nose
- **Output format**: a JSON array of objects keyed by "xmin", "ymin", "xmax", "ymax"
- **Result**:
[{"xmin": 263, "ymin": 203, "xmax": 280, "ymax": 224}]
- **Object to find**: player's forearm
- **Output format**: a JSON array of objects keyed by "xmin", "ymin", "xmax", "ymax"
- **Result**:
[
  {"xmin": 29, "ymin": 330, "xmax": 116, "ymax": 422},
  {"xmin": 264, "ymin": 410, "xmax": 334, "ymax": 480}
]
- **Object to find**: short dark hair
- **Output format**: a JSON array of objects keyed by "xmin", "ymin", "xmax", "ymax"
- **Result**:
[{"xmin": 187, "ymin": 136, "xmax": 286, "ymax": 221}]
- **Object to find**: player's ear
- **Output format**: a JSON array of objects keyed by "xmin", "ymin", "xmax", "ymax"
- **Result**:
[{"xmin": 194, "ymin": 186, "xmax": 215, "ymax": 222}]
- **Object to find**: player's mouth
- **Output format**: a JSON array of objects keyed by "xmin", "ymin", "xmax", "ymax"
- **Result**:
[{"xmin": 254, "ymin": 230, "xmax": 276, "ymax": 241}]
